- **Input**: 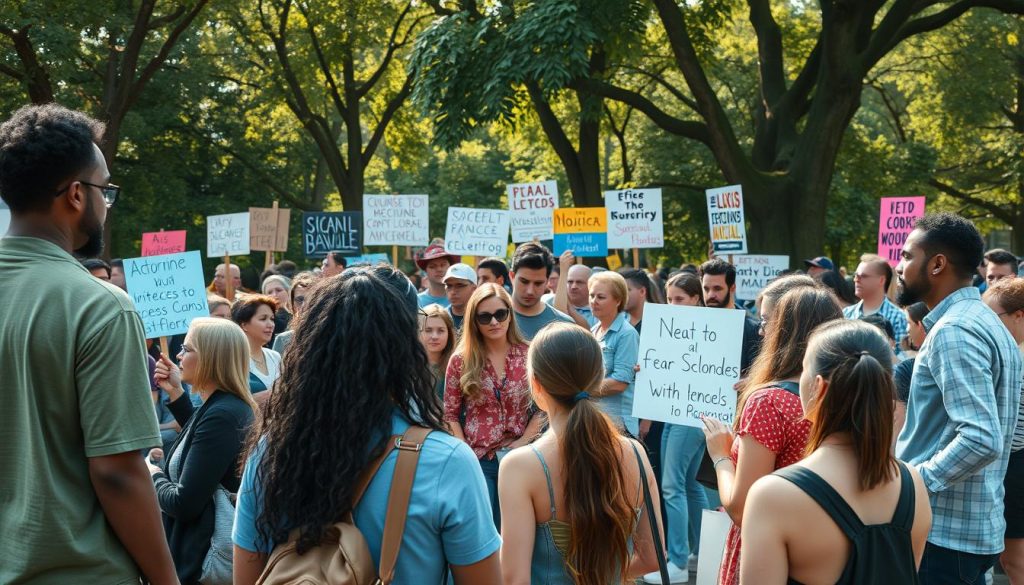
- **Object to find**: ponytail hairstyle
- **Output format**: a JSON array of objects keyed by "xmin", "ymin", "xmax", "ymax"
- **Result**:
[
  {"xmin": 527, "ymin": 323, "xmax": 634, "ymax": 585},
  {"xmin": 804, "ymin": 319, "xmax": 898, "ymax": 491}
]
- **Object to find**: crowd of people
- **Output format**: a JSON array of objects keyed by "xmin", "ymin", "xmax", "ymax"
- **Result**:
[{"xmin": 5, "ymin": 104, "xmax": 1024, "ymax": 585}]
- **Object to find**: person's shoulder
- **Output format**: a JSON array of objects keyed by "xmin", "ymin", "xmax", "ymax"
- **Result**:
[
  {"xmin": 747, "ymin": 470, "xmax": 806, "ymax": 513},
  {"xmin": 264, "ymin": 347, "xmax": 282, "ymax": 361},
  {"xmin": 748, "ymin": 385, "xmax": 801, "ymax": 410},
  {"xmin": 548, "ymin": 305, "xmax": 573, "ymax": 322}
]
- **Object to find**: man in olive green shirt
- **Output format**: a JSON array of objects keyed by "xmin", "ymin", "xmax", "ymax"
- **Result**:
[{"xmin": 0, "ymin": 105, "xmax": 178, "ymax": 584}]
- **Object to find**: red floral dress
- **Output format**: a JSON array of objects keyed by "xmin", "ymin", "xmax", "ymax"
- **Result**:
[
  {"xmin": 443, "ymin": 344, "xmax": 531, "ymax": 459},
  {"xmin": 719, "ymin": 386, "xmax": 811, "ymax": 585}
]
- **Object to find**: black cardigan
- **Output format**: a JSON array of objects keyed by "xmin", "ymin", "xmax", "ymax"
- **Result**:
[{"xmin": 152, "ymin": 390, "xmax": 254, "ymax": 584}]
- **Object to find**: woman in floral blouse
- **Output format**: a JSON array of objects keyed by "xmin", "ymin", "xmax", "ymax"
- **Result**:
[{"xmin": 445, "ymin": 283, "xmax": 543, "ymax": 528}]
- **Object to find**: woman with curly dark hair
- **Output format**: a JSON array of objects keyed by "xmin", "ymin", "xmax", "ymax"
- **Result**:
[{"xmin": 232, "ymin": 271, "xmax": 501, "ymax": 584}]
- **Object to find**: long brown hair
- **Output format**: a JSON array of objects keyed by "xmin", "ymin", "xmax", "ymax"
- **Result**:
[
  {"xmin": 457, "ymin": 283, "xmax": 526, "ymax": 399},
  {"xmin": 804, "ymin": 320, "xmax": 898, "ymax": 490},
  {"xmin": 528, "ymin": 323, "xmax": 635, "ymax": 585},
  {"xmin": 736, "ymin": 286, "xmax": 842, "ymax": 429},
  {"xmin": 421, "ymin": 303, "xmax": 456, "ymax": 371}
]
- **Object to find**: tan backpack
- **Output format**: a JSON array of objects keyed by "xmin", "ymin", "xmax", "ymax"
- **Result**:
[{"xmin": 255, "ymin": 427, "xmax": 432, "ymax": 585}]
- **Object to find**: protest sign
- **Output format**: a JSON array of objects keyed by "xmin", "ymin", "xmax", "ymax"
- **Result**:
[
  {"xmin": 206, "ymin": 212, "xmax": 250, "ymax": 257},
  {"xmin": 303, "ymin": 211, "xmax": 362, "ymax": 258},
  {"xmin": 605, "ymin": 188, "xmax": 664, "ymax": 249},
  {"xmin": 0, "ymin": 199, "xmax": 9, "ymax": 234},
  {"xmin": 445, "ymin": 207, "xmax": 511, "ymax": 257},
  {"xmin": 124, "ymin": 250, "xmax": 209, "ymax": 338},
  {"xmin": 878, "ymin": 196, "xmax": 925, "ymax": 266},
  {"xmin": 632, "ymin": 303, "xmax": 746, "ymax": 428},
  {"xmin": 553, "ymin": 208, "xmax": 608, "ymax": 257},
  {"xmin": 141, "ymin": 230, "xmax": 187, "ymax": 257},
  {"xmin": 249, "ymin": 207, "xmax": 291, "ymax": 252},
  {"xmin": 607, "ymin": 253, "xmax": 623, "ymax": 271},
  {"xmin": 734, "ymin": 255, "xmax": 790, "ymax": 300},
  {"xmin": 508, "ymin": 180, "xmax": 559, "ymax": 242},
  {"xmin": 345, "ymin": 253, "xmax": 390, "ymax": 266},
  {"xmin": 706, "ymin": 185, "xmax": 748, "ymax": 254},
  {"xmin": 363, "ymin": 194, "xmax": 430, "ymax": 246}
]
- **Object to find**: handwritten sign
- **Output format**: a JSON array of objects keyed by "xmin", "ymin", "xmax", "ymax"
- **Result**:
[
  {"xmin": 363, "ymin": 194, "xmax": 430, "ymax": 246},
  {"xmin": 706, "ymin": 185, "xmax": 748, "ymax": 254},
  {"xmin": 605, "ymin": 188, "xmax": 664, "ymax": 249},
  {"xmin": 878, "ymin": 196, "xmax": 925, "ymax": 266},
  {"xmin": 553, "ymin": 208, "xmax": 608, "ymax": 257},
  {"xmin": 206, "ymin": 212, "xmax": 250, "ymax": 257},
  {"xmin": 0, "ymin": 199, "xmax": 9, "ymax": 235},
  {"xmin": 249, "ymin": 207, "xmax": 291, "ymax": 252},
  {"xmin": 345, "ymin": 253, "xmax": 390, "ymax": 266},
  {"xmin": 141, "ymin": 230, "xmax": 187, "ymax": 257},
  {"xmin": 124, "ymin": 251, "xmax": 209, "ymax": 338},
  {"xmin": 303, "ymin": 211, "xmax": 361, "ymax": 258},
  {"xmin": 734, "ymin": 255, "xmax": 790, "ymax": 300},
  {"xmin": 445, "ymin": 207, "xmax": 511, "ymax": 257},
  {"xmin": 508, "ymin": 180, "xmax": 559, "ymax": 242},
  {"xmin": 632, "ymin": 304, "xmax": 745, "ymax": 428}
]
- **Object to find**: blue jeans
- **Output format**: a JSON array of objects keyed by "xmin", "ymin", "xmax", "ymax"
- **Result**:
[
  {"xmin": 661, "ymin": 423, "xmax": 709, "ymax": 565},
  {"xmin": 479, "ymin": 457, "xmax": 501, "ymax": 530},
  {"xmin": 918, "ymin": 542, "xmax": 998, "ymax": 585}
]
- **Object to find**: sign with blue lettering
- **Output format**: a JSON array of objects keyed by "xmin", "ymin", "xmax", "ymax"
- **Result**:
[
  {"xmin": 303, "ymin": 211, "xmax": 362, "ymax": 258},
  {"xmin": 124, "ymin": 250, "xmax": 209, "ymax": 338}
]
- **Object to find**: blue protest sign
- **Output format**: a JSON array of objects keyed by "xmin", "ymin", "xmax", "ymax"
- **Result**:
[
  {"xmin": 124, "ymin": 250, "xmax": 209, "ymax": 338},
  {"xmin": 303, "ymin": 211, "xmax": 362, "ymax": 258}
]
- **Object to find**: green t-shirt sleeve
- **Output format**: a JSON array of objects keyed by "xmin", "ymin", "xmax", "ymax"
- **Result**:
[{"xmin": 77, "ymin": 309, "xmax": 161, "ymax": 457}]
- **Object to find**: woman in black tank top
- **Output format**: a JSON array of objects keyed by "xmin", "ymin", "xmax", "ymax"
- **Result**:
[{"xmin": 737, "ymin": 320, "xmax": 932, "ymax": 584}]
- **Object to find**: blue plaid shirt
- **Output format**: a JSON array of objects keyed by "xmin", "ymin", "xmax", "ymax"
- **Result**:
[
  {"xmin": 896, "ymin": 287, "xmax": 1022, "ymax": 554},
  {"xmin": 842, "ymin": 296, "xmax": 908, "ymax": 349}
]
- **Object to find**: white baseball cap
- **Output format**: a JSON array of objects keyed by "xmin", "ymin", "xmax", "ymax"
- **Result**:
[{"xmin": 443, "ymin": 263, "xmax": 478, "ymax": 285}]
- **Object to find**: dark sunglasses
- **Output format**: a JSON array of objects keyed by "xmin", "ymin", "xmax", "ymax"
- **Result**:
[{"xmin": 475, "ymin": 308, "xmax": 511, "ymax": 326}]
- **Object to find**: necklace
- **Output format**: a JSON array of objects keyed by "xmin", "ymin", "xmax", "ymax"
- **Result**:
[{"xmin": 251, "ymin": 351, "xmax": 267, "ymax": 369}]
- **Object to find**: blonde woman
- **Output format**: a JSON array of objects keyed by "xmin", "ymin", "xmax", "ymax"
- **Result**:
[
  {"xmin": 588, "ymin": 271, "xmax": 640, "ymax": 436},
  {"xmin": 148, "ymin": 317, "xmax": 257, "ymax": 584},
  {"xmin": 445, "ymin": 283, "xmax": 544, "ymax": 527},
  {"xmin": 420, "ymin": 303, "xmax": 457, "ymax": 399}
]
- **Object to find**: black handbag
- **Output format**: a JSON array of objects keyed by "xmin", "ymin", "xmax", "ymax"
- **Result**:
[{"xmin": 632, "ymin": 442, "xmax": 671, "ymax": 585}]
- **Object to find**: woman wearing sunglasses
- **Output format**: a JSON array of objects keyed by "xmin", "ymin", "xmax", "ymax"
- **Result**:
[{"xmin": 445, "ymin": 283, "xmax": 544, "ymax": 528}]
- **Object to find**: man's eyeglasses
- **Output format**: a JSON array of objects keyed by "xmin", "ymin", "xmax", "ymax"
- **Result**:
[{"xmin": 56, "ymin": 180, "xmax": 120, "ymax": 208}]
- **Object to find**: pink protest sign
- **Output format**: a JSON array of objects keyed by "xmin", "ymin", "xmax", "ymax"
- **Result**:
[
  {"xmin": 878, "ymin": 197, "xmax": 925, "ymax": 266},
  {"xmin": 141, "ymin": 230, "xmax": 187, "ymax": 257}
]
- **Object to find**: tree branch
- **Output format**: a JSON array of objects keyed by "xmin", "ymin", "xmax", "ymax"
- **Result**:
[
  {"xmin": 298, "ymin": 4, "xmax": 348, "ymax": 117},
  {"xmin": 361, "ymin": 72, "xmax": 415, "ymax": 166},
  {"xmin": 127, "ymin": 0, "xmax": 210, "ymax": 113},
  {"xmin": 571, "ymin": 78, "xmax": 711, "ymax": 145},
  {"xmin": 929, "ymin": 178, "xmax": 1014, "ymax": 223},
  {"xmin": 614, "ymin": 64, "xmax": 699, "ymax": 112},
  {"xmin": 357, "ymin": 1, "xmax": 413, "ymax": 99},
  {"xmin": 747, "ymin": 0, "xmax": 787, "ymax": 107}
]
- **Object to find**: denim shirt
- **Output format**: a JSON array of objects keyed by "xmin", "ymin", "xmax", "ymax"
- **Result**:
[
  {"xmin": 896, "ymin": 286, "xmax": 1023, "ymax": 554},
  {"xmin": 592, "ymin": 312, "xmax": 640, "ymax": 435}
]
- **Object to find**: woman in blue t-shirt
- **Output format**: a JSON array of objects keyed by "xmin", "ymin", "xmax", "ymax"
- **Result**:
[{"xmin": 232, "ymin": 271, "xmax": 501, "ymax": 585}]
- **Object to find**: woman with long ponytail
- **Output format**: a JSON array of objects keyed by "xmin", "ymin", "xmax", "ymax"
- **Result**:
[{"xmin": 499, "ymin": 323, "xmax": 664, "ymax": 585}]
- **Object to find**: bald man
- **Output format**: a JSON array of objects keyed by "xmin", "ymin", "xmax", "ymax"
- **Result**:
[
  {"xmin": 211, "ymin": 263, "xmax": 243, "ymax": 297},
  {"xmin": 547, "ymin": 252, "xmax": 598, "ymax": 328}
]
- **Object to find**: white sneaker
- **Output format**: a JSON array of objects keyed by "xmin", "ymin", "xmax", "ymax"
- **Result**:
[{"xmin": 642, "ymin": 561, "xmax": 689, "ymax": 584}]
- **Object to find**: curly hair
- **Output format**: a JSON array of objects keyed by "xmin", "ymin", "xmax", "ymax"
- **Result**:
[
  {"xmin": 248, "ymin": 271, "xmax": 444, "ymax": 553},
  {"xmin": 0, "ymin": 104, "xmax": 105, "ymax": 213}
]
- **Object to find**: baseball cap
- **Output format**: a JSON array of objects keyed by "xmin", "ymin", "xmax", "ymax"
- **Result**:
[
  {"xmin": 803, "ymin": 256, "xmax": 834, "ymax": 271},
  {"xmin": 443, "ymin": 263, "xmax": 477, "ymax": 285},
  {"xmin": 415, "ymin": 244, "xmax": 461, "ymax": 270}
]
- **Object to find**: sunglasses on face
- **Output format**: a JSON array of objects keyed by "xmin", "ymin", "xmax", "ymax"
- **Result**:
[{"xmin": 475, "ymin": 308, "xmax": 511, "ymax": 326}]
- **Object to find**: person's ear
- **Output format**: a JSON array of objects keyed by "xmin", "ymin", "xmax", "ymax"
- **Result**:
[
  {"xmin": 930, "ymin": 254, "xmax": 947, "ymax": 276},
  {"xmin": 63, "ymin": 181, "xmax": 88, "ymax": 213},
  {"xmin": 529, "ymin": 376, "xmax": 548, "ymax": 409}
]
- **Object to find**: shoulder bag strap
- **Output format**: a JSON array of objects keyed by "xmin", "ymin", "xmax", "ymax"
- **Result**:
[
  {"xmin": 352, "ymin": 435, "xmax": 402, "ymax": 507},
  {"xmin": 379, "ymin": 426, "xmax": 432, "ymax": 585},
  {"xmin": 630, "ymin": 441, "xmax": 671, "ymax": 585}
]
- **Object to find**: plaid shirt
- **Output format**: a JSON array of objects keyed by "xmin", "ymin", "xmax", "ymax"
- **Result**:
[
  {"xmin": 896, "ymin": 287, "xmax": 1023, "ymax": 554},
  {"xmin": 843, "ymin": 296, "xmax": 908, "ymax": 349}
]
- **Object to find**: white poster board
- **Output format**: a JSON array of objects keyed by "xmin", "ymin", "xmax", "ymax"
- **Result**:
[
  {"xmin": 632, "ymin": 304, "xmax": 746, "ymax": 427},
  {"xmin": 206, "ymin": 212, "xmax": 251, "ymax": 257},
  {"xmin": 363, "ymin": 194, "xmax": 430, "ymax": 246},
  {"xmin": 734, "ymin": 255, "xmax": 790, "ymax": 300},
  {"xmin": 706, "ymin": 184, "xmax": 748, "ymax": 255},
  {"xmin": 696, "ymin": 510, "xmax": 731, "ymax": 585},
  {"xmin": 445, "ymin": 207, "xmax": 511, "ymax": 257},
  {"xmin": 0, "ymin": 199, "xmax": 9, "ymax": 235},
  {"xmin": 508, "ymin": 180, "xmax": 558, "ymax": 242},
  {"xmin": 124, "ymin": 250, "xmax": 209, "ymax": 338},
  {"xmin": 604, "ymin": 188, "xmax": 664, "ymax": 248}
]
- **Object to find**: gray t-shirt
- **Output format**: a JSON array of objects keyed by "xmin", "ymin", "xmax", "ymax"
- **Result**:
[{"xmin": 515, "ymin": 305, "xmax": 574, "ymax": 341}]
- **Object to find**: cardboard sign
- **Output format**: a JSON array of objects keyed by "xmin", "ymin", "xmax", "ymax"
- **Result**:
[
  {"xmin": 607, "ymin": 253, "xmax": 623, "ymax": 271},
  {"xmin": 363, "ymin": 194, "xmax": 430, "ymax": 246},
  {"xmin": 632, "ymin": 304, "xmax": 746, "ymax": 428},
  {"xmin": 445, "ymin": 207, "xmax": 511, "ymax": 257},
  {"xmin": 141, "ymin": 231, "xmax": 187, "ymax": 257},
  {"xmin": 605, "ymin": 188, "xmax": 664, "ymax": 249},
  {"xmin": 249, "ymin": 207, "xmax": 291, "ymax": 252},
  {"xmin": 878, "ymin": 196, "xmax": 926, "ymax": 266},
  {"xmin": 508, "ymin": 180, "xmax": 559, "ymax": 242},
  {"xmin": 345, "ymin": 253, "xmax": 390, "ymax": 266},
  {"xmin": 124, "ymin": 251, "xmax": 209, "ymax": 338},
  {"xmin": 206, "ymin": 212, "xmax": 250, "ymax": 257},
  {"xmin": 706, "ymin": 185, "xmax": 748, "ymax": 254},
  {"xmin": 734, "ymin": 255, "xmax": 790, "ymax": 300},
  {"xmin": 0, "ymin": 199, "xmax": 9, "ymax": 235},
  {"xmin": 303, "ymin": 211, "xmax": 362, "ymax": 258},
  {"xmin": 553, "ymin": 208, "xmax": 608, "ymax": 257}
]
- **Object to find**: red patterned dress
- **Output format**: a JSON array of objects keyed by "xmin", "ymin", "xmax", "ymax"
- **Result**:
[
  {"xmin": 719, "ymin": 386, "xmax": 812, "ymax": 585},
  {"xmin": 443, "ymin": 343, "xmax": 531, "ymax": 459}
]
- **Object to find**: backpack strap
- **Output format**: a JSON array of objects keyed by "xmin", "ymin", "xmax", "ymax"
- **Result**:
[
  {"xmin": 378, "ymin": 426, "xmax": 432, "ymax": 585},
  {"xmin": 890, "ymin": 462, "xmax": 916, "ymax": 531},
  {"xmin": 352, "ymin": 435, "xmax": 403, "ymax": 508}
]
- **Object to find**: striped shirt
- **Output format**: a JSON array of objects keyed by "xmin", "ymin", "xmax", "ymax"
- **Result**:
[
  {"xmin": 843, "ymin": 296, "xmax": 908, "ymax": 349},
  {"xmin": 896, "ymin": 287, "xmax": 1023, "ymax": 554},
  {"xmin": 1014, "ymin": 347, "xmax": 1024, "ymax": 453}
]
